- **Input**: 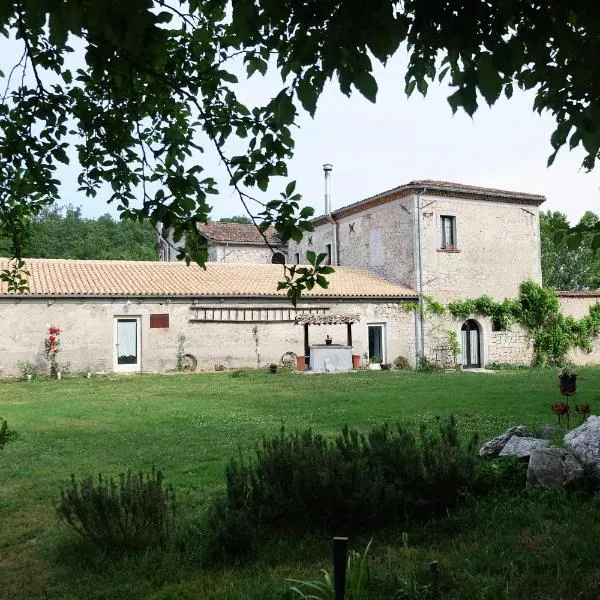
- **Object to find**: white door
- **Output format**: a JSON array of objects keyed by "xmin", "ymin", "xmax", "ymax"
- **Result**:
[{"xmin": 114, "ymin": 317, "xmax": 141, "ymax": 372}]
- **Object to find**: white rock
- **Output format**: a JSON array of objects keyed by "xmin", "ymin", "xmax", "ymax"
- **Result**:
[
  {"xmin": 479, "ymin": 426, "xmax": 528, "ymax": 458},
  {"xmin": 527, "ymin": 447, "xmax": 584, "ymax": 489},
  {"xmin": 499, "ymin": 436, "xmax": 550, "ymax": 459},
  {"xmin": 564, "ymin": 415, "xmax": 600, "ymax": 473}
]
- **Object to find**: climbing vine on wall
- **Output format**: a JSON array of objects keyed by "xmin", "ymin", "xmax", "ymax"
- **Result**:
[{"xmin": 448, "ymin": 281, "xmax": 600, "ymax": 366}]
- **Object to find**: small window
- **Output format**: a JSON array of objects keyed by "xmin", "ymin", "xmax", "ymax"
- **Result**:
[
  {"xmin": 271, "ymin": 252, "xmax": 285, "ymax": 264},
  {"xmin": 440, "ymin": 216, "xmax": 456, "ymax": 250},
  {"xmin": 325, "ymin": 244, "xmax": 332, "ymax": 265},
  {"xmin": 294, "ymin": 252, "xmax": 300, "ymax": 264}
]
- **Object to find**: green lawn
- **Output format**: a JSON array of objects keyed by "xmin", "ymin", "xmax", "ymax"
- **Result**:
[{"xmin": 1, "ymin": 368, "xmax": 599, "ymax": 599}]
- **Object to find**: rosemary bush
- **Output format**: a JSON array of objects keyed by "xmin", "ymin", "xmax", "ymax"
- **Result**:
[
  {"xmin": 215, "ymin": 417, "xmax": 477, "ymax": 543},
  {"xmin": 56, "ymin": 468, "xmax": 176, "ymax": 551},
  {"xmin": 0, "ymin": 418, "xmax": 15, "ymax": 449}
]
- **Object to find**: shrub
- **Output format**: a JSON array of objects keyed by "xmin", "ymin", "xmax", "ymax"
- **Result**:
[
  {"xmin": 473, "ymin": 456, "xmax": 527, "ymax": 495},
  {"xmin": 485, "ymin": 362, "xmax": 530, "ymax": 371},
  {"xmin": 202, "ymin": 497, "xmax": 257, "ymax": 563},
  {"xmin": 17, "ymin": 360, "xmax": 37, "ymax": 379},
  {"xmin": 212, "ymin": 418, "xmax": 478, "ymax": 544},
  {"xmin": 0, "ymin": 418, "xmax": 15, "ymax": 449},
  {"xmin": 393, "ymin": 356, "xmax": 412, "ymax": 370},
  {"xmin": 416, "ymin": 354, "xmax": 442, "ymax": 373},
  {"xmin": 56, "ymin": 468, "xmax": 176, "ymax": 552}
]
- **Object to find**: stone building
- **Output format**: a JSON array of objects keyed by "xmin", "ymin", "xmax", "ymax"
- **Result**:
[
  {"xmin": 152, "ymin": 175, "xmax": 600, "ymax": 369},
  {"xmin": 0, "ymin": 258, "xmax": 417, "ymax": 376},
  {"xmin": 288, "ymin": 178, "xmax": 546, "ymax": 368},
  {"xmin": 158, "ymin": 222, "xmax": 286, "ymax": 264}
]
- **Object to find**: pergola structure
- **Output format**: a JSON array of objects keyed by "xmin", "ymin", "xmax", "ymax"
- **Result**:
[{"xmin": 295, "ymin": 313, "xmax": 361, "ymax": 362}]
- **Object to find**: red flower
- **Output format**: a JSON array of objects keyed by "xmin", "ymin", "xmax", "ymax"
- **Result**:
[{"xmin": 551, "ymin": 402, "xmax": 570, "ymax": 416}]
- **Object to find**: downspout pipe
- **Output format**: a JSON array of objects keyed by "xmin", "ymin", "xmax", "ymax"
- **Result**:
[
  {"xmin": 414, "ymin": 191, "xmax": 426, "ymax": 363},
  {"xmin": 323, "ymin": 163, "xmax": 339, "ymax": 265}
]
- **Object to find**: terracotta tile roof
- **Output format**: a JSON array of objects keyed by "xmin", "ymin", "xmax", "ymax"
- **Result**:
[
  {"xmin": 314, "ymin": 179, "xmax": 546, "ymax": 224},
  {"xmin": 0, "ymin": 258, "xmax": 417, "ymax": 299},
  {"xmin": 196, "ymin": 222, "xmax": 282, "ymax": 245}
]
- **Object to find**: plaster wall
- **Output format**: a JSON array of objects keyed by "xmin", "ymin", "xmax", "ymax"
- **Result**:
[
  {"xmin": 206, "ymin": 244, "xmax": 282, "ymax": 264},
  {"xmin": 0, "ymin": 297, "xmax": 416, "ymax": 376},
  {"xmin": 560, "ymin": 296, "xmax": 600, "ymax": 365},
  {"xmin": 287, "ymin": 197, "xmax": 416, "ymax": 289},
  {"xmin": 418, "ymin": 195, "xmax": 542, "ymax": 303}
]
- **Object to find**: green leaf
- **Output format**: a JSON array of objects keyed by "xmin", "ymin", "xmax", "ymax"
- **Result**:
[
  {"xmin": 285, "ymin": 180, "xmax": 296, "ymax": 196},
  {"xmin": 296, "ymin": 78, "xmax": 318, "ymax": 116},
  {"xmin": 353, "ymin": 71, "xmax": 378, "ymax": 103},
  {"xmin": 476, "ymin": 54, "xmax": 503, "ymax": 106}
]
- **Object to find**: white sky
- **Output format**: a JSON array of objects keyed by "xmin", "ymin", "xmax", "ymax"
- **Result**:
[{"xmin": 2, "ymin": 40, "xmax": 598, "ymax": 225}]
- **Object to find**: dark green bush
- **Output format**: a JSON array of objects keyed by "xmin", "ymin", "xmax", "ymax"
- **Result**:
[
  {"xmin": 202, "ymin": 497, "xmax": 257, "ymax": 563},
  {"xmin": 473, "ymin": 455, "xmax": 527, "ymax": 494},
  {"xmin": 56, "ymin": 468, "xmax": 176, "ymax": 552},
  {"xmin": 0, "ymin": 418, "xmax": 15, "ymax": 449},
  {"xmin": 215, "ymin": 417, "xmax": 478, "ymax": 542}
]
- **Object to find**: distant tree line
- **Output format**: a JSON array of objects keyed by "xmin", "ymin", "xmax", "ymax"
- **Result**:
[{"xmin": 0, "ymin": 206, "xmax": 158, "ymax": 261}]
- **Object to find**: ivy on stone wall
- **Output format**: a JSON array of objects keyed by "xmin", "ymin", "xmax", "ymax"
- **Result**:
[{"xmin": 448, "ymin": 281, "xmax": 600, "ymax": 367}]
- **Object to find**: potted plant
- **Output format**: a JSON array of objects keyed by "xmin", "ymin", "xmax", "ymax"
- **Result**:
[
  {"xmin": 558, "ymin": 366, "xmax": 577, "ymax": 396},
  {"xmin": 17, "ymin": 360, "xmax": 37, "ymax": 381},
  {"xmin": 268, "ymin": 362, "xmax": 278, "ymax": 374},
  {"xmin": 368, "ymin": 356, "xmax": 381, "ymax": 370}
]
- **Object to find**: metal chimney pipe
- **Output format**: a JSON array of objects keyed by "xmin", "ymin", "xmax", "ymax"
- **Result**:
[{"xmin": 323, "ymin": 163, "xmax": 333, "ymax": 214}]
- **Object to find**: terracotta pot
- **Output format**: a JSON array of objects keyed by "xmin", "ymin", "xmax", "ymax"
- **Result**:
[
  {"xmin": 352, "ymin": 355, "xmax": 361, "ymax": 369},
  {"xmin": 296, "ymin": 356, "xmax": 306, "ymax": 371}
]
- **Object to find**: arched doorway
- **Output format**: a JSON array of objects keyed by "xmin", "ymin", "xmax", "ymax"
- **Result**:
[{"xmin": 460, "ymin": 320, "xmax": 481, "ymax": 368}]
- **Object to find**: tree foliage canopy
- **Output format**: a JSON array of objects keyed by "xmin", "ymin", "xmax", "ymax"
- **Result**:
[
  {"xmin": 540, "ymin": 211, "xmax": 600, "ymax": 291},
  {"xmin": 0, "ymin": 1, "xmax": 598, "ymax": 294},
  {"xmin": 0, "ymin": 205, "xmax": 158, "ymax": 261}
]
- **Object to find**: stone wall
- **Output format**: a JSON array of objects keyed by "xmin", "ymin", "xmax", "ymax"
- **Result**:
[
  {"xmin": 487, "ymin": 326, "xmax": 533, "ymax": 366},
  {"xmin": 0, "ymin": 297, "xmax": 416, "ymax": 376}
]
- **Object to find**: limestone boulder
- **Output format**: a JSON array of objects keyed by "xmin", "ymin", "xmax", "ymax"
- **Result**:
[
  {"xmin": 564, "ymin": 415, "xmax": 600, "ymax": 473},
  {"xmin": 479, "ymin": 426, "xmax": 528, "ymax": 458},
  {"xmin": 535, "ymin": 425, "xmax": 561, "ymax": 440},
  {"xmin": 499, "ymin": 436, "xmax": 550, "ymax": 459},
  {"xmin": 526, "ymin": 447, "xmax": 585, "ymax": 489}
]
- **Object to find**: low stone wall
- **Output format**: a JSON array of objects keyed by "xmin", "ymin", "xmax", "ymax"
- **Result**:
[{"xmin": 487, "ymin": 328, "xmax": 533, "ymax": 366}]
